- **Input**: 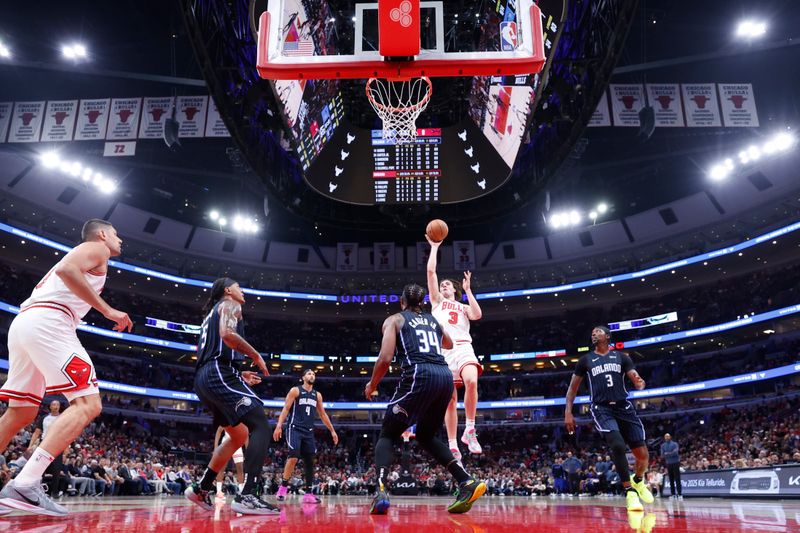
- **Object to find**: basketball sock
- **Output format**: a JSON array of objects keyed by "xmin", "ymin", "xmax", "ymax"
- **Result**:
[
  {"xmin": 16, "ymin": 447, "xmax": 54, "ymax": 486},
  {"xmin": 216, "ymin": 481, "xmax": 223, "ymax": 494},
  {"xmin": 302, "ymin": 454, "xmax": 314, "ymax": 490},
  {"xmin": 633, "ymin": 475, "xmax": 643, "ymax": 485},
  {"xmin": 448, "ymin": 439, "xmax": 458, "ymax": 449},
  {"xmin": 465, "ymin": 419, "xmax": 475, "ymax": 432},
  {"xmin": 281, "ymin": 479, "xmax": 289, "ymax": 487},
  {"xmin": 200, "ymin": 467, "xmax": 218, "ymax": 491},
  {"xmin": 375, "ymin": 437, "xmax": 394, "ymax": 490},
  {"xmin": 446, "ymin": 460, "xmax": 471, "ymax": 484}
]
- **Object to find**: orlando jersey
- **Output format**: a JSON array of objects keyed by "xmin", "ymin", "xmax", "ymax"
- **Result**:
[
  {"xmin": 289, "ymin": 386, "xmax": 317, "ymax": 431},
  {"xmin": 395, "ymin": 310, "xmax": 448, "ymax": 370},
  {"xmin": 196, "ymin": 302, "xmax": 246, "ymax": 368},
  {"xmin": 574, "ymin": 350, "xmax": 634, "ymax": 404}
]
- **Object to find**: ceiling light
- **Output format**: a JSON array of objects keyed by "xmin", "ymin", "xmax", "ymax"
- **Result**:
[
  {"xmin": 218, "ymin": 217, "xmax": 228, "ymax": 227},
  {"xmin": 569, "ymin": 210, "xmax": 581, "ymax": 225},
  {"xmin": 40, "ymin": 151, "xmax": 60, "ymax": 168},
  {"xmin": 596, "ymin": 203, "xmax": 608, "ymax": 214},
  {"xmin": 589, "ymin": 211, "xmax": 598, "ymax": 220},
  {"xmin": 0, "ymin": 42, "xmax": 10, "ymax": 59},
  {"xmin": 209, "ymin": 210, "xmax": 220, "ymax": 221},
  {"xmin": 709, "ymin": 164, "xmax": 730, "ymax": 181},
  {"xmin": 735, "ymin": 19, "xmax": 767, "ymax": 39}
]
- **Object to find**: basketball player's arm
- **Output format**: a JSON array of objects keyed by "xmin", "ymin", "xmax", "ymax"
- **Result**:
[
  {"xmin": 316, "ymin": 392, "xmax": 339, "ymax": 445},
  {"xmin": 425, "ymin": 234, "xmax": 443, "ymax": 304},
  {"xmin": 461, "ymin": 271, "xmax": 482, "ymax": 320},
  {"xmin": 55, "ymin": 241, "xmax": 132, "ymax": 331},
  {"xmin": 365, "ymin": 315, "xmax": 400, "ymax": 400},
  {"xmin": 217, "ymin": 300, "xmax": 269, "ymax": 376},
  {"xmin": 564, "ymin": 374, "xmax": 584, "ymax": 434},
  {"xmin": 272, "ymin": 387, "xmax": 299, "ymax": 441},
  {"xmin": 622, "ymin": 353, "xmax": 645, "ymax": 390}
]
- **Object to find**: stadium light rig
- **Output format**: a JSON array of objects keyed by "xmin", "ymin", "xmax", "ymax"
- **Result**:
[
  {"xmin": 0, "ymin": 40, "xmax": 11, "ymax": 59},
  {"xmin": 549, "ymin": 202, "xmax": 610, "ymax": 229},
  {"xmin": 735, "ymin": 19, "xmax": 768, "ymax": 40},
  {"xmin": 208, "ymin": 209, "xmax": 259, "ymax": 234},
  {"xmin": 708, "ymin": 131, "xmax": 796, "ymax": 181},
  {"xmin": 62, "ymin": 43, "xmax": 88, "ymax": 60},
  {"xmin": 39, "ymin": 151, "xmax": 117, "ymax": 194}
]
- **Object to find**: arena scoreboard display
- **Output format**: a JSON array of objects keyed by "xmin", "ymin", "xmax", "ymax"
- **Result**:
[{"xmin": 372, "ymin": 128, "xmax": 441, "ymax": 203}]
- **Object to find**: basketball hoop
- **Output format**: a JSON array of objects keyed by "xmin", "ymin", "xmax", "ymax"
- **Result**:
[{"xmin": 366, "ymin": 77, "xmax": 432, "ymax": 144}]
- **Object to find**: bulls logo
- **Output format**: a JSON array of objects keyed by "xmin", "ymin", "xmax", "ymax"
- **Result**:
[
  {"xmin": 390, "ymin": 0, "xmax": 413, "ymax": 27},
  {"xmin": 117, "ymin": 109, "xmax": 134, "ymax": 123},
  {"xmin": 183, "ymin": 106, "xmax": 200, "ymax": 120},
  {"xmin": 150, "ymin": 108, "xmax": 167, "ymax": 121},
  {"xmin": 20, "ymin": 112, "xmax": 36, "ymax": 126},
  {"xmin": 655, "ymin": 95, "xmax": 673, "ymax": 110},
  {"xmin": 86, "ymin": 110, "xmax": 103, "ymax": 123},
  {"xmin": 691, "ymin": 95, "xmax": 709, "ymax": 109},
  {"xmin": 62, "ymin": 354, "xmax": 93, "ymax": 389},
  {"xmin": 728, "ymin": 95, "xmax": 747, "ymax": 109},
  {"xmin": 53, "ymin": 111, "xmax": 69, "ymax": 125},
  {"xmin": 619, "ymin": 96, "xmax": 637, "ymax": 110}
]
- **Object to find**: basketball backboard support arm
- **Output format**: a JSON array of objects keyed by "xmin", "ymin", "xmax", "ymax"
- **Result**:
[{"xmin": 256, "ymin": 0, "xmax": 545, "ymax": 80}]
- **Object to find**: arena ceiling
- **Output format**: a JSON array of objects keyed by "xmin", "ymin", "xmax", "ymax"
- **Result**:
[{"xmin": 0, "ymin": 0, "xmax": 799, "ymax": 246}]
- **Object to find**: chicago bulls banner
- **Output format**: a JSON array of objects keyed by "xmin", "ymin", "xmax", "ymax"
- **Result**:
[
  {"xmin": 416, "ymin": 241, "xmax": 431, "ymax": 271},
  {"xmin": 106, "ymin": 98, "xmax": 142, "ymax": 140},
  {"xmin": 681, "ymin": 84, "xmax": 721, "ymax": 127},
  {"xmin": 452, "ymin": 240, "xmax": 476, "ymax": 271},
  {"xmin": 8, "ymin": 101, "xmax": 46, "ymax": 143},
  {"xmin": 74, "ymin": 98, "xmax": 111, "ymax": 140},
  {"xmin": 373, "ymin": 242, "xmax": 395, "ymax": 272},
  {"xmin": 587, "ymin": 91, "xmax": 611, "ymax": 127},
  {"xmin": 718, "ymin": 83, "xmax": 759, "ymax": 127},
  {"xmin": 205, "ymin": 100, "xmax": 231, "ymax": 137},
  {"xmin": 41, "ymin": 100, "xmax": 78, "ymax": 142},
  {"xmin": 336, "ymin": 242, "xmax": 358, "ymax": 272},
  {"xmin": 646, "ymin": 84, "xmax": 684, "ymax": 127},
  {"xmin": 0, "ymin": 102, "xmax": 12, "ymax": 143},
  {"xmin": 609, "ymin": 84, "xmax": 644, "ymax": 127},
  {"xmin": 138, "ymin": 97, "xmax": 174, "ymax": 139},
  {"xmin": 176, "ymin": 95, "xmax": 208, "ymax": 138}
]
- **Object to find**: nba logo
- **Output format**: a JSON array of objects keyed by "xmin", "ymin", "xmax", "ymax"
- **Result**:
[{"xmin": 500, "ymin": 21, "xmax": 518, "ymax": 51}]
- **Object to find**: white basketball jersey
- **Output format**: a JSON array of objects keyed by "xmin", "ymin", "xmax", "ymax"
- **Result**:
[
  {"xmin": 20, "ymin": 261, "xmax": 107, "ymax": 325},
  {"xmin": 432, "ymin": 298, "xmax": 472, "ymax": 344}
]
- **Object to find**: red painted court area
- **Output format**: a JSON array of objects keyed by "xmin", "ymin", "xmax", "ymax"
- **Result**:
[{"xmin": 1, "ymin": 496, "xmax": 798, "ymax": 532}]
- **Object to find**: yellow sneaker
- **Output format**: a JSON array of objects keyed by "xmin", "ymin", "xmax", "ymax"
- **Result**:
[
  {"xmin": 630, "ymin": 478, "xmax": 654, "ymax": 504},
  {"xmin": 641, "ymin": 513, "xmax": 656, "ymax": 533},
  {"xmin": 626, "ymin": 490, "xmax": 644, "ymax": 512}
]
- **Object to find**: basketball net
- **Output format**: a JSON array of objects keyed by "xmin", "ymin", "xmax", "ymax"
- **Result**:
[{"xmin": 366, "ymin": 77, "xmax": 432, "ymax": 144}]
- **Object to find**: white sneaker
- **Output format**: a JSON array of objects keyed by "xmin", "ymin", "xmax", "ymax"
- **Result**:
[{"xmin": 460, "ymin": 428, "xmax": 483, "ymax": 454}]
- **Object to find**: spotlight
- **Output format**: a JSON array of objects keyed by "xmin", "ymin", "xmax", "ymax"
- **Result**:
[
  {"xmin": 735, "ymin": 19, "xmax": 767, "ymax": 39},
  {"xmin": 218, "ymin": 218, "xmax": 228, "ymax": 227},
  {"xmin": 738, "ymin": 151, "xmax": 750, "ymax": 164},
  {"xmin": 82, "ymin": 168, "xmax": 93, "ymax": 182},
  {"xmin": 209, "ymin": 210, "xmax": 220, "ymax": 221},
  {"xmin": 747, "ymin": 145, "xmax": 761, "ymax": 160},
  {"xmin": 589, "ymin": 211, "xmax": 598, "ymax": 221},
  {"xmin": 771, "ymin": 132, "xmax": 796, "ymax": 152},
  {"xmin": 40, "ymin": 151, "xmax": 60, "ymax": 168},
  {"xmin": 0, "ymin": 42, "xmax": 10, "ymax": 59},
  {"xmin": 569, "ymin": 210, "xmax": 581, "ymax": 225},
  {"xmin": 62, "ymin": 43, "xmax": 88, "ymax": 60},
  {"xmin": 709, "ymin": 164, "xmax": 730, "ymax": 181},
  {"xmin": 68, "ymin": 161, "xmax": 82, "ymax": 177},
  {"xmin": 99, "ymin": 179, "xmax": 117, "ymax": 194},
  {"xmin": 596, "ymin": 203, "xmax": 608, "ymax": 214}
]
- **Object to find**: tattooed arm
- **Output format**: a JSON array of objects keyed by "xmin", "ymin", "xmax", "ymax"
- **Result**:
[{"xmin": 218, "ymin": 299, "xmax": 269, "ymax": 375}]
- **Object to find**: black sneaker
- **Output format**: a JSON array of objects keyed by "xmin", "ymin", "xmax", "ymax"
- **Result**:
[
  {"xmin": 231, "ymin": 494, "xmax": 281, "ymax": 515},
  {"xmin": 370, "ymin": 488, "xmax": 390, "ymax": 515},
  {"xmin": 447, "ymin": 479, "xmax": 487, "ymax": 514},
  {"xmin": 184, "ymin": 483, "xmax": 214, "ymax": 511}
]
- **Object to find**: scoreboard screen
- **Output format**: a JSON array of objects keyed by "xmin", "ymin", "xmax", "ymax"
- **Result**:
[{"xmin": 372, "ymin": 129, "xmax": 441, "ymax": 203}]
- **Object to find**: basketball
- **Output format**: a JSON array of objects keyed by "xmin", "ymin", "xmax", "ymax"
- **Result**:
[{"xmin": 426, "ymin": 219, "xmax": 449, "ymax": 242}]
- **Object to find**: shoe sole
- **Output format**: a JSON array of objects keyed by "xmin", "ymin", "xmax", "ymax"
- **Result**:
[
  {"xmin": 0, "ymin": 497, "xmax": 68, "ymax": 517},
  {"xmin": 370, "ymin": 499, "xmax": 390, "ymax": 515},
  {"xmin": 184, "ymin": 488, "xmax": 213, "ymax": 511},
  {"xmin": 447, "ymin": 481, "xmax": 487, "ymax": 514},
  {"xmin": 231, "ymin": 503, "xmax": 281, "ymax": 515}
]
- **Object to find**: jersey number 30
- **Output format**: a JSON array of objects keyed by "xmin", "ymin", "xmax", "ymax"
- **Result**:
[{"xmin": 416, "ymin": 330, "xmax": 441, "ymax": 354}]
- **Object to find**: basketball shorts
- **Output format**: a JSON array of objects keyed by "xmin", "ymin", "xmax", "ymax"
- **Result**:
[
  {"xmin": 194, "ymin": 361, "xmax": 262, "ymax": 429},
  {"xmin": 590, "ymin": 401, "xmax": 646, "ymax": 446},
  {"xmin": 442, "ymin": 343, "xmax": 483, "ymax": 387},
  {"xmin": 286, "ymin": 426, "xmax": 316, "ymax": 458},
  {"xmin": 220, "ymin": 431, "xmax": 245, "ymax": 464},
  {"xmin": 383, "ymin": 363, "xmax": 453, "ymax": 438},
  {"xmin": 0, "ymin": 308, "xmax": 99, "ymax": 406}
]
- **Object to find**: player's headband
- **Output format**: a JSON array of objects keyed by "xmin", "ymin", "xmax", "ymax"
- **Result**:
[
  {"xmin": 593, "ymin": 326, "xmax": 612, "ymax": 338},
  {"xmin": 221, "ymin": 277, "xmax": 237, "ymax": 289}
]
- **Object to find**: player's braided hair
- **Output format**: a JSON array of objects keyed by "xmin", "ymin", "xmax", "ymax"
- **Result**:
[
  {"xmin": 401, "ymin": 283, "xmax": 426, "ymax": 310},
  {"xmin": 202, "ymin": 277, "xmax": 237, "ymax": 316}
]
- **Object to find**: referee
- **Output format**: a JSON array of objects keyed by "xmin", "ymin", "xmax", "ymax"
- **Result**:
[
  {"xmin": 660, "ymin": 433, "xmax": 682, "ymax": 499},
  {"xmin": 365, "ymin": 283, "xmax": 486, "ymax": 515}
]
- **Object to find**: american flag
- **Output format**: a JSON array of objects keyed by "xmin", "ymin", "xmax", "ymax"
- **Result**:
[{"xmin": 283, "ymin": 38, "xmax": 315, "ymax": 56}]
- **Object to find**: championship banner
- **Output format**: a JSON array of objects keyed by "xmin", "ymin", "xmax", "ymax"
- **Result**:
[
  {"xmin": 718, "ymin": 83, "xmax": 759, "ymax": 127},
  {"xmin": 609, "ymin": 84, "xmax": 644, "ymax": 127},
  {"xmin": 416, "ymin": 241, "xmax": 431, "ymax": 271},
  {"xmin": 663, "ymin": 464, "xmax": 800, "ymax": 498},
  {"xmin": 373, "ymin": 242, "xmax": 395, "ymax": 272},
  {"xmin": 106, "ymin": 98, "xmax": 142, "ymax": 140},
  {"xmin": 138, "ymin": 97, "xmax": 174, "ymax": 139},
  {"xmin": 453, "ymin": 240, "xmax": 476, "ymax": 271},
  {"xmin": 176, "ymin": 95, "xmax": 208, "ymax": 138},
  {"xmin": 8, "ymin": 101, "xmax": 45, "ymax": 143},
  {"xmin": 74, "ymin": 98, "xmax": 111, "ymax": 140},
  {"xmin": 646, "ymin": 84, "xmax": 684, "ymax": 127},
  {"xmin": 205, "ymin": 100, "xmax": 231, "ymax": 137},
  {"xmin": 681, "ymin": 84, "xmax": 721, "ymax": 127},
  {"xmin": 0, "ymin": 102, "xmax": 12, "ymax": 143},
  {"xmin": 336, "ymin": 242, "xmax": 358, "ymax": 272},
  {"xmin": 587, "ymin": 91, "xmax": 611, "ymax": 127},
  {"xmin": 41, "ymin": 100, "xmax": 78, "ymax": 142}
]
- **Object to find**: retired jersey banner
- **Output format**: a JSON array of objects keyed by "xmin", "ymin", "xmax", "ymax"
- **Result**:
[
  {"xmin": 373, "ymin": 242, "xmax": 395, "ymax": 272},
  {"xmin": 74, "ymin": 98, "xmax": 110, "ymax": 140},
  {"xmin": 609, "ymin": 84, "xmax": 644, "ymax": 127},
  {"xmin": 8, "ymin": 101, "xmax": 45, "ymax": 143},
  {"xmin": 176, "ymin": 96, "xmax": 208, "ymax": 138},
  {"xmin": 336, "ymin": 242, "xmax": 358, "ymax": 272},
  {"xmin": 587, "ymin": 91, "xmax": 611, "ymax": 127},
  {"xmin": 106, "ymin": 98, "xmax": 142, "ymax": 140},
  {"xmin": 205, "ymin": 100, "xmax": 231, "ymax": 137},
  {"xmin": 41, "ymin": 100, "xmax": 78, "ymax": 142},
  {"xmin": 0, "ymin": 102, "xmax": 12, "ymax": 143},
  {"xmin": 718, "ymin": 83, "xmax": 759, "ymax": 127},
  {"xmin": 416, "ymin": 241, "xmax": 432, "ymax": 271},
  {"xmin": 681, "ymin": 84, "xmax": 721, "ymax": 127},
  {"xmin": 453, "ymin": 240, "xmax": 476, "ymax": 271},
  {"xmin": 138, "ymin": 97, "xmax": 174, "ymax": 139},
  {"xmin": 646, "ymin": 84, "xmax": 684, "ymax": 127}
]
